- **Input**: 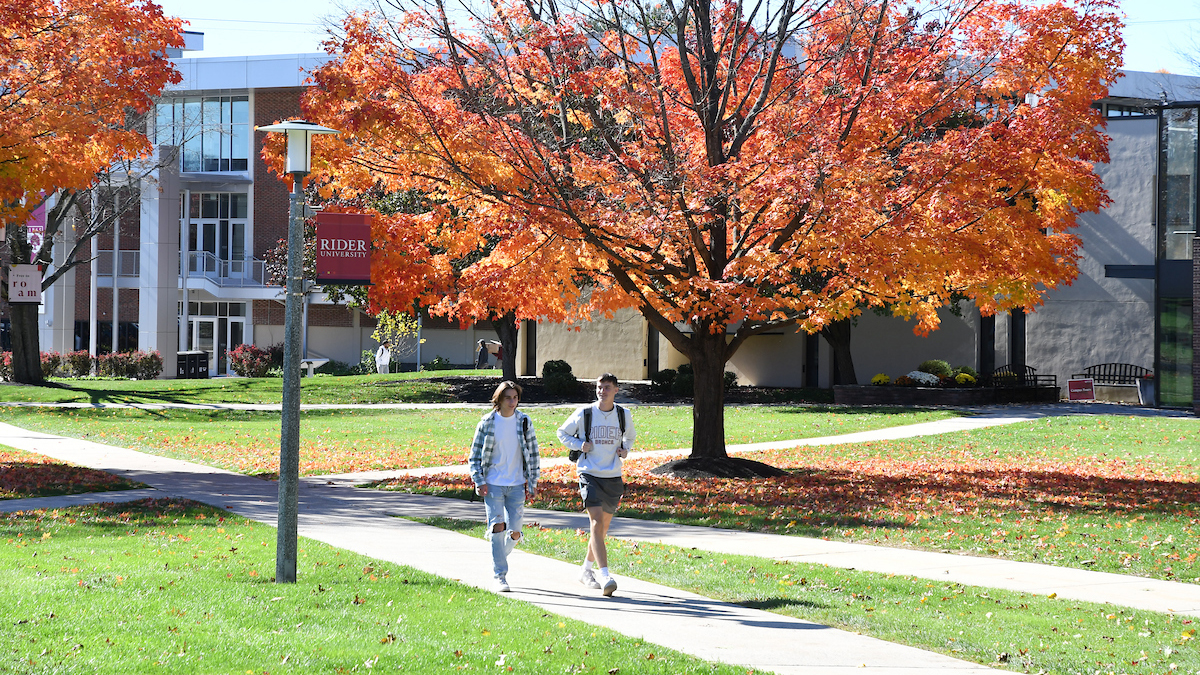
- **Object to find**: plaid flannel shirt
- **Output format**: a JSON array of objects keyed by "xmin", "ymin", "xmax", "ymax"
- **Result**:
[{"xmin": 468, "ymin": 410, "xmax": 540, "ymax": 489}]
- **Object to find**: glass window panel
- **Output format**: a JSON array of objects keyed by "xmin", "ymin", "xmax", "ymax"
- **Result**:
[
  {"xmin": 189, "ymin": 192, "xmax": 199, "ymax": 219},
  {"xmin": 1161, "ymin": 108, "xmax": 1197, "ymax": 260},
  {"xmin": 201, "ymin": 193, "xmax": 219, "ymax": 219},
  {"xmin": 232, "ymin": 223, "xmax": 245, "ymax": 260},
  {"xmin": 218, "ymin": 302, "xmax": 228, "ymax": 317},
  {"xmin": 188, "ymin": 302, "xmax": 199, "ymax": 315},
  {"xmin": 1159, "ymin": 298, "xmax": 1193, "ymax": 407},
  {"xmin": 231, "ymin": 194, "xmax": 248, "ymax": 219},
  {"xmin": 155, "ymin": 103, "xmax": 174, "ymax": 145},
  {"xmin": 230, "ymin": 123, "xmax": 248, "ymax": 171},
  {"xmin": 183, "ymin": 99, "xmax": 202, "ymax": 171},
  {"xmin": 230, "ymin": 303, "xmax": 246, "ymax": 317},
  {"xmin": 220, "ymin": 220, "xmax": 229, "ymax": 260},
  {"xmin": 202, "ymin": 98, "xmax": 222, "ymax": 171},
  {"xmin": 219, "ymin": 193, "xmax": 229, "ymax": 219},
  {"xmin": 202, "ymin": 223, "xmax": 216, "ymax": 255},
  {"xmin": 200, "ymin": 302, "xmax": 217, "ymax": 316},
  {"xmin": 232, "ymin": 96, "xmax": 249, "ymax": 124},
  {"xmin": 188, "ymin": 223, "xmax": 198, "ymax": 253},
  {"xmin": 231, "ymin": 320, "xmax": 244, "ymax": 347}
]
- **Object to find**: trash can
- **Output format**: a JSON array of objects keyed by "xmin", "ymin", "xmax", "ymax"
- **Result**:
[{"xmin": 176, "ymin": 351, "xmax": 208, "ymax": 379}]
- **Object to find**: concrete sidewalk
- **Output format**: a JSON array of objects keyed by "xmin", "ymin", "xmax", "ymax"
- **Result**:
[{"xmin": 0, "ymin": 420, "xmax": 999, "ymax": 675}]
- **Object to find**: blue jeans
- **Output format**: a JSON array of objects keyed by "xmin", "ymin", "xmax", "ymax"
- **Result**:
[{"xmin": 483, "ymin": 484, "xmax": 525, "ymax": 578}]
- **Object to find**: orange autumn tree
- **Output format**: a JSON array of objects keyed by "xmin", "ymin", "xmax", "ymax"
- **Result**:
[
  {"xmin": 0, "ymin": 0, "xmax": 182, "ymax": 383},
  {"xmin": 298, "ymin": 0, "xmax": 1121, "ymax": 474}
]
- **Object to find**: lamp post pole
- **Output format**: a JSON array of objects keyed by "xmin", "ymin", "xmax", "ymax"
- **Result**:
[
  {"xmin": 277, "ymin": 170, "xmax": 306, "ymax": 583},
  {"xmin": 257, "ymin": 120, "xmax": 339, "ymax": 584}
]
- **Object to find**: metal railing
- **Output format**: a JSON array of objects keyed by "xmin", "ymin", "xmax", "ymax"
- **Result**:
[{"xmin": 185, "ymin": 251, "xmax": 267, "ymax": 287}]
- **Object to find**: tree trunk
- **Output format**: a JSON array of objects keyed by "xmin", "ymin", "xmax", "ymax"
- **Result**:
[
  {"xmin": 10, "ymin": 302, "xmax": 43, "ymax": 384},
  {"xmin": 491, "ymin": 311, "xmax": 519, "ymax": 382},
  {"xmin": 688, "ymin": 327, "xmax": 727, "ymax": 460},
  {"xmin": 820, "ymin": 318, "xmax": 857, "ymax": 385}
]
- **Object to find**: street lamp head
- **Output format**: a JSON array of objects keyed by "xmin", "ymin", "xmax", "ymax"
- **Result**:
[{"xmin": 256, "ymin": 120, "xmax": 340, "ymax": 174}]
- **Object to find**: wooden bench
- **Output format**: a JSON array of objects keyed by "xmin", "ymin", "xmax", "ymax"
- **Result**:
[
  {"xmin": 1070, "ymin": 363, "xmax": 1151, "ymax": 386},
  {"xmin": 992, "ymin": 364, "xmax": 1057, "ymax": 388}
]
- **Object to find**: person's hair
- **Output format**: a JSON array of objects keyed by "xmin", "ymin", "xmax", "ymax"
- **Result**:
[
  {"xmin": 597, "ymin": 373, "xmax": 618, "ymax": 387},
  {"xmin": 490, "ymin": 380, "xmax": 523, "ymax": 410}
]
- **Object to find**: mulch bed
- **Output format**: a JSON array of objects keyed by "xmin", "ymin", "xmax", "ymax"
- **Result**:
[{"xmin": 426, "ymin": 375, "xmax": 833, "ymax": 405}]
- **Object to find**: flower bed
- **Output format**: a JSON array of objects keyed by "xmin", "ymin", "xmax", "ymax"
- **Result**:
[{"xmin": 834, "ymin": 385, "xmax": 1059, "ymax": 406}]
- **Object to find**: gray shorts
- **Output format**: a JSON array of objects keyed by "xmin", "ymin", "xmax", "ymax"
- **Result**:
[{"xmin": 579, "ymin": 473, "xmax": 624, "ymax": 514}]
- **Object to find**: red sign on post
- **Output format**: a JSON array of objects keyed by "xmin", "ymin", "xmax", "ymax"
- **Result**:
[
  {"xmin": 314, "ymin": 212, "xmax": 372, "ymax": 285},
  {"xmin": 1067, "ymin": 378, "xmax": 1095, "ymax": 401}
]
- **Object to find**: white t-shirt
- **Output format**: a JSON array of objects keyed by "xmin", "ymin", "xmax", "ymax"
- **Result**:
[{"xmin": 486, "ymin": 413, "xmax": 524, "ymax": 486}]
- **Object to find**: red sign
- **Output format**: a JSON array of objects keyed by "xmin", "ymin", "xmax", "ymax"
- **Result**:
[
  {"xmin": 1067, "ymin": 378, "xmax": 1095, "ymax": 401},
  {"xmin": 26, "ymin": 202, "xmax": 45, "ymax": 263},
  {"xmin": 314, "ymin": 212, "xmax": 372, "ymax": 285}
]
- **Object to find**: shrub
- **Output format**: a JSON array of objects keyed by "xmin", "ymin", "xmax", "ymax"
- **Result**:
[
  {"xmin": 40, "ymin": 351, "xmax": 63, "ymax": 378},
  {"xmin": 917, "ymin": 359, "xmax": 952, "ymax": 378},
  {"xmin": 724, "ymin": 370, "xmax": 738, "ymax": 390},
  {"xmin": 96, "ymin": 351, "xmax": 162, "ymax": 379},
  {"xmin": 350, "ymin": 350, "xmax": 377, "ymax": 375},
  {"xmin": 650, "ymin": 368, "xmax": 676, "ymax": 394},
  {"xmin": 953, "ymin": 365, "xmax": 979, "ymax": 380},
  {"xmin": 265, "ymin": 343, "xmax": 285, "ymax": 369},
  {"xmin": 316, "ymin": 359, "xmax": 352, "ymax": 376},
  {"xmin": 542, "ymin": 359, "xmax": 579, "ymax": 397},
  {"xmin": 66, "ymin": 350, "xmax": 92, "ymax": 377},
  {"xmin": 894, "ymin": 375, "xmax": 915, "ymax": 386},
  {"xmin": 424, "ymin": 355, "xmax": 454, "ymax": 371},
  {"xmin": 0, "ymin": 352, "xmax": 11, "ymax": 381},
  {"xmin": 955, "ymin": 372, "xmax": 977, "ymax": 386},
  {"xmin": 671, "ymin": 363, "xmax": 694, "ymax": 396},
  {"xmin": 228, "ymin": 344, "xmax": 272, "ymax": 378},
  {"xmin": 871, "ymin": 373, "xmax": 891, "ymax": 385}
]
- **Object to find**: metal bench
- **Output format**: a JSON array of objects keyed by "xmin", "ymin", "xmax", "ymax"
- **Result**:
[
  {"xmin": 992, "ymin": 364, "xmax": 1057, "ymax": 388},
  {"xmin": 1070, "ymin": 363, "xmax": 1152, "ymax": 386},
  {"xmin": 299, "ymin": 358, "xmax": 329, "ymax": 377}
]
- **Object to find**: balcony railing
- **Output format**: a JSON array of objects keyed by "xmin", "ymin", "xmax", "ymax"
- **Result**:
[{"xmin": 186, "ymin": 251, "xmax": 267, "ymax": 287}]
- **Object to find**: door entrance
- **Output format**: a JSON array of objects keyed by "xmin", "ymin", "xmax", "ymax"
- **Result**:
[{"xmin": 187, "ymin": 316, "xmax": 246, "ymax": 376}]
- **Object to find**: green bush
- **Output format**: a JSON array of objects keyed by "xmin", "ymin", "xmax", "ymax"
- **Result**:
[
  {"xmin": 316, "ymin": 359, "xmax": 352, "ymax": 375},
  {"xmin": 917, "ymin": 359, "xmax": 952, "ymax": 378},
  {"xmin": 724, "ymin": 371, "xmax": 738, "ymax": 389},
  {"xmin": 40, "ymin": 351, "xmax": 63, "ymax": 378},
  {"xmin": 424, "ymin": 355, "xmax": 454, "ymax": 371},
  {"xmin": 228, "ymin": 344, "xmax": 272, "ymax": 378},
  {"xmin": 542, "ymin": 359, "xmax": 580, "ymax": 397},
  {"xmin": 66, "ymin": 350, "xmax": 93, "ymax": 377},
  {"xmin": 650, "ymin": 368, "xmax": 676, "ymax": 393},
  {"xmin": 953, "ymin": 365, "xmax": 980, "ymax": 380},
  {"xmin": 97, "ymin": 350, "xmax": 162, "ymax": 380},
  {"xmin": 671, "ymin": 363, "xmax": 694, "ymax": 396}
]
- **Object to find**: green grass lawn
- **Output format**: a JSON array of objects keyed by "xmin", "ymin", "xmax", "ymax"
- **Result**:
[
  {"xmin": 0, "ymin": 445, "xmax": 143, "ymax": 500},
  {"xmin": 0, "ymin": 372, "xmax": 466, "ymax": 405},
  {"xmin": 383, "ymin": 415, "xmax": 1200, "ymax": 583},
  {"xmin": 0, "ymin": 499, "xmax": 742, "ymax": 675},
  {"xmin": 0, "ymin": 405, "xmax": 955, "ymax": 476},
  {"xmin": 418, "ymin": 517, "xmax": 1199, "ymax": 675}
]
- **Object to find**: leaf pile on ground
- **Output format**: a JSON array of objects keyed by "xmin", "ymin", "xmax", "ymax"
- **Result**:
[
  {"xmin": 0, "ymin": 498, "xmax": 741, "ymax": 674},
  {"xmin": 380, "ymin": 416, "xmax": 1200, "ymax": 583},
  {"xmin": 0, "ymin": 446, "xmax": 141, "ymax": 499}
]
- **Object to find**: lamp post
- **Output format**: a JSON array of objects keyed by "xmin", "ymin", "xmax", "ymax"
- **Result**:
[{"xmin": 256, "ymin": 120, "xmax": 339, "ymax": 583}]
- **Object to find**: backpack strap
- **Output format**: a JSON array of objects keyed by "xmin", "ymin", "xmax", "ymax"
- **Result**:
[
  {"xmin": 520, "ymin": 414, "xmax": 529, "ymax": 476},
  {"xmin": 582, "ymin": 407, "xmax": 592, "ymax": 443}
]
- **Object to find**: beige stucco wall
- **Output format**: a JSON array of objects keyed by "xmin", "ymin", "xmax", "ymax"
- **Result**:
[{"xmin": 534, "ymin": 308, "xmax": 648, "ymax": 380}]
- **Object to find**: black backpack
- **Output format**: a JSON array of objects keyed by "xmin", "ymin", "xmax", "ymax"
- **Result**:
[{"xmin": 569, "ymin": 405, "xmax": 625, "ymax": 462}]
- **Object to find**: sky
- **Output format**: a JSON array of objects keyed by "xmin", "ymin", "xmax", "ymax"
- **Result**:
[{"xmin": 155, "ymin": 0, "xmax": 1200, "ymax": 75}]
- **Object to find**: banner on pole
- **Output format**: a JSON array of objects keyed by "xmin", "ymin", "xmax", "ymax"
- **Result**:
[
  {"xmin": 26, "ymin": 202, "xmax": 45, "ymax": 264},
  {"xmin": 314, "ymin": 212, "xmax": 372, "ymax": 285}
]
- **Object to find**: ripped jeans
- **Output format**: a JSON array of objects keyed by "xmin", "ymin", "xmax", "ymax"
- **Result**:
[{"xmin": 483, "ymin": 484, "xmax": 525, "ymax": 578}]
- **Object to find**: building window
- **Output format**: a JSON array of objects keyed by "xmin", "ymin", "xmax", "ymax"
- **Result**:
[
  {"xmin": 156, "ymin": 96, "xmax": 250, "ymax": 172},
  {"xmin": 1159, "ymin": 299, "xmax": 1193, "ymax": 407},
  {"xmin": 1160, "ymin": 108, "xmax": 1197, "ymax": 261},
  {"xmin": 1103, "ymin": 103, "xmax": 1152, "ymax": 118}
]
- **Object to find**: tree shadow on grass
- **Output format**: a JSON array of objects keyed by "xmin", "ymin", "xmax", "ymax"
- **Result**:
[{"xmin": 738, "ymin": 597, "xmax": 828, "ymax": 611}]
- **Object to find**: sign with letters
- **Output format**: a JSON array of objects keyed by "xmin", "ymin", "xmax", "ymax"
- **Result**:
[
  {"xmin": 26, "ymin": 202, "xmax": 45, "ymax": 264},
  {"xmin": 8, "ymin": 265, "xmax": 42, "ymax": 304},
  {"xmin": 314, "ymin": 212, "xmax": 372, "ymax": 285},
  {"xmin": 1067, "ymin": 378, "xmax": 1095, "ymax": 401}
]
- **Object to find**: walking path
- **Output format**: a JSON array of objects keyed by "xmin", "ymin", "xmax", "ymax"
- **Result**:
[{"xmin": 0, "ymin": 403, "xmax": 1196, "ymax": 674}]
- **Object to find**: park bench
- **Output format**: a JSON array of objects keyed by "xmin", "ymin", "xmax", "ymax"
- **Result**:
[
  {"xmin": 299, "ymin": 358, "xmax": 329, "ymax": 377},
  {"xmin": 992, "ymin": 364, "xmax": 1057, "ymax": 388},
  {"xmin": 1069, "ymin": 363, "xmax": 1152, "ymax": 386}
]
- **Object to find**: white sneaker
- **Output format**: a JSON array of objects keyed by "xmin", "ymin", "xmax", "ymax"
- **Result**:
[
  {"xmin": 496, "ymin": 576, "xmax": 510, "ymax": 592},
  {"xmin": 578, "ymin": 569, "xmax": 601, "ymax": 589},
  {"xmin": 601, "ymin": 576, "xmax": 617, "ymax": 597}
]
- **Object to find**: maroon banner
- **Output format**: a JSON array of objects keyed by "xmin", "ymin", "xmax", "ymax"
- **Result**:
[{"xmin": 315, "ymin": 212, "xmax": 372, "ymax": 285}]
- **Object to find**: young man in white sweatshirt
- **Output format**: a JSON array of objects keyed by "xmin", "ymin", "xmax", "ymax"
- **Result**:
[{"xmin": 556, "ymin": 373, "xmax": 636, "ymax": 596}]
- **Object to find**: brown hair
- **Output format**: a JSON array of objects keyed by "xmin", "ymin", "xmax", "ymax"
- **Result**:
[
  {"xmin": 490, "ymin": 380, "xmax": 523, "ymax": 410},
  {"xmin": 597, "ymin": 373, "xmax": 618, "ymax": 386}
]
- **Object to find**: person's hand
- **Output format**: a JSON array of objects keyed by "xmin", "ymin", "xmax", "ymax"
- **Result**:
[
  {"xmin": 581, "ymin": 441, "xmax": 594, "ymax": 454},
  {"xmin": 617, "ymin": 448, "xmax": 628, "ymax": 458},
  {"xmin": 527, "ymin": 486, "xmax": 537, "ymax": 499},
  {"xmin": 476, "ymin": 484, "xmax": 488, "ymax": 497}
]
